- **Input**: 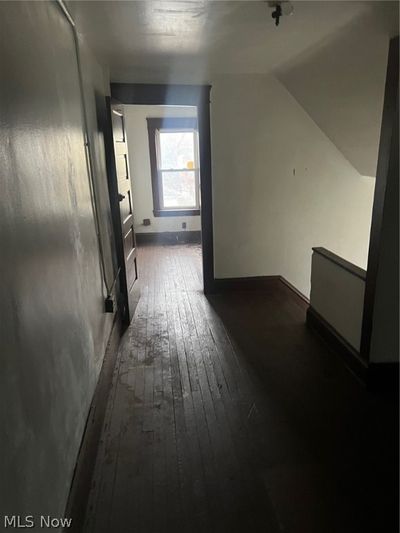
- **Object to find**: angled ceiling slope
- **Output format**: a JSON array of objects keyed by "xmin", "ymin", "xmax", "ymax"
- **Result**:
[{"xmin": 277, "ymin": 2, "xmax": 399, "ymax": 177}]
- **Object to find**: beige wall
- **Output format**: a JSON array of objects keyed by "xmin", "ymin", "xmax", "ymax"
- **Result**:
[
  {"xmin": 0, "ymin": 1, "xmax": 115, "ymax": 521},
  {"xmin": 124, "ymin": 105, "xmax": 201, "ymax": 233},
  {"xmin": 310, "ymin": 253, "xmax": 365, "ymax": 351},
  {"xmin": 211, "ymin": 74, "xmax": 375, "ymax": 296},
  {"xmin": 277, "ymin": 11, "xmax": 390, "ymax": 178}
]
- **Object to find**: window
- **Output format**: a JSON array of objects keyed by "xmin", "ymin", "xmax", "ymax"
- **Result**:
[{"xmin": 147, "ymin": 117, "xmax": 200, "ymax": 217}]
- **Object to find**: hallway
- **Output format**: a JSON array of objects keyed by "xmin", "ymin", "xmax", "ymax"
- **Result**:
[
  {"xmin": 1, "ymin": 2, "xmax": 398, "ymax": 530},
  {"xmin": 83, "ymin": 244, "xmax": 397, "ymax": 533}
]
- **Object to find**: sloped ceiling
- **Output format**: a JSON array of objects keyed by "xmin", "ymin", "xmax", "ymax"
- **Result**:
[{"xmin": 276, "ymin": 3, "xmax": 399, "ymax": 177}]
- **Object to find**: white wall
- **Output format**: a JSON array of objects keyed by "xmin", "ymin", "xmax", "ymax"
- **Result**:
[
  {"xmin": 124, "ymin": 105, "xmax": 201, "ymax": 233},
  {"xmin": 0, "ymin": 1, "xmax": 115, "ymax": 521},
  {"xmin": 211, "ymin": 75, "xmax": 375, "ymax": 297},
  {"xmin": 277, "ymin": 11, "xmax": 390, "ymax": 178},
  {"xmin": 310, "ymin": 253, "xmax": 365, "ymax": 351}
]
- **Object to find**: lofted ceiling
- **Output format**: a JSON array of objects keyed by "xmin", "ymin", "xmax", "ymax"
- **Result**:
[{"xmin": 67, "ymin": 0, "xmax": 398, "ymax": 83}]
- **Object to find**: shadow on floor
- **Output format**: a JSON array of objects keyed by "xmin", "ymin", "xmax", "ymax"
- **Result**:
[
  {"xmin": 82, "ymin": 244, "xmax": 398, "ymax": 533},
  {"xmin": 206, "ymin": 285, "xmax": 399, "ymax": 533}
]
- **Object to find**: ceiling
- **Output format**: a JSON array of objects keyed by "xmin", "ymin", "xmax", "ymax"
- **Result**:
[{"xmin": 67, "ymin": 1, "xmax": 399, "ymax": 83}]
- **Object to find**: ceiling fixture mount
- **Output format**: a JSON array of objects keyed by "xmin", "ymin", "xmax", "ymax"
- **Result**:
[{"xmin": 268, "ymin": 1, "xmax": 294, "ymax": 26}]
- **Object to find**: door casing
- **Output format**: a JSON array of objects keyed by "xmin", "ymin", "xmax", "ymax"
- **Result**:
[{"xmin": 109, "ymin": 83, "xmax": 215, "ymax": 295}]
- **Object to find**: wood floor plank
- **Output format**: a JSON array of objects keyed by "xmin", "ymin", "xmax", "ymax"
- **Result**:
[{"xmin": 82, "ymin": 243, "xmax": 397, "ymax": 533}]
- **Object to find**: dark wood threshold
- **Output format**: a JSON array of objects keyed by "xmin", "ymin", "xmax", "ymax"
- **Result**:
[
  {"xmin": 136, "ymin": 230, "xmax": 201, "ymax": 245},
  {"xmin": 313, "ymin": 247, "xmax": 366, "ymax": 281},
  {"xmin": 63, "ymin": 313, "xmax": 123, "ymax": 532},
  {"xmin": 306, "ymin": 306, "xmax": 368, "ymax": 382},
  {"xmin": 153, "ymin": 209, "xmax": 200, "ymax": 217}
]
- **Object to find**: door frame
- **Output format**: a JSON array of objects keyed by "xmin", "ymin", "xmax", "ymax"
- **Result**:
[
  {"xmin": 360, "ymin": 36, "xmax": 399, "ymax": 361},
  {"xmin": 110, "ymin": 83, "xmax": 215, "ymax": 295}
]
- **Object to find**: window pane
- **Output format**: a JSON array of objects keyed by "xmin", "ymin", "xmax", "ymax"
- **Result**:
[
  {"xmin": 161, "ymin": 171, "xmax": 196, "ymax": 208},
  {"xmin": 159, "ymin": 131, "xmax": 195, "ymax": 170}
]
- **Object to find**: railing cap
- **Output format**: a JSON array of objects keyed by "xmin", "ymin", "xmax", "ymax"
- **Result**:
[{"xmin": 312, "ymin": 247, "xmax": 366, "ymax": 281}]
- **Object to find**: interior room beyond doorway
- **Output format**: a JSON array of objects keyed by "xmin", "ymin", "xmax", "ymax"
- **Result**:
[
  {"xmin": 124, "ymin": 104, "xmax": 202, "ymax": 287},
  {"xmin": 125, "ymin": 106, "xmax": 200, "ymax": 232}
]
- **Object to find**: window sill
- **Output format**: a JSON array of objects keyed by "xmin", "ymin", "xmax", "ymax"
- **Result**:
[{"xmin": 153, "ymin": 209, "xmax": 200, "ymax": 217}]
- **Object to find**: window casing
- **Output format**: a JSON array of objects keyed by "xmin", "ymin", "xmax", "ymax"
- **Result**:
[{"xmin": 147, "ymin": 117, "xmax": 200, "ymax": 217}]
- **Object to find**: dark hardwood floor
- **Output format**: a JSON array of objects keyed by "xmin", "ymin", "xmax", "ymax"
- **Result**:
[{"xmin": 83, "ymin": 244, "xmax": 398, "ymax": 533}]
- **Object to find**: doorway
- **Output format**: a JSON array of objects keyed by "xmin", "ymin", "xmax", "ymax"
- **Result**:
[
  {"xmin": 110, "ymin": 84, "xmax": 214, "ymax": 301},
  {"xmin": 124, "ymin": 103, "xmax": 203, "ymax": 291}
]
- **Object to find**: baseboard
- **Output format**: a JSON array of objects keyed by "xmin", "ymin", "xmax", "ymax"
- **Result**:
[
  {"xmin": 136, "ymin": 230, "xmax": 201, "ymax": 245},
  {"xmin": 213, "ymin": 275, "xmax": 281, "ymax": 292},
  {"xmin": 63, "ymin": 313, "xmax": 123, "ymax": 532},
  {"xmin": 212, "ymin": 274, "xmax": 308, "ymax": 303},
  {"xmin": 279, "ymin": 276, "xmax": 309, "ymax": 305},
  {"xmin": 306, "ymin": 306, "xmax": 368, "ymax": 381}
]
